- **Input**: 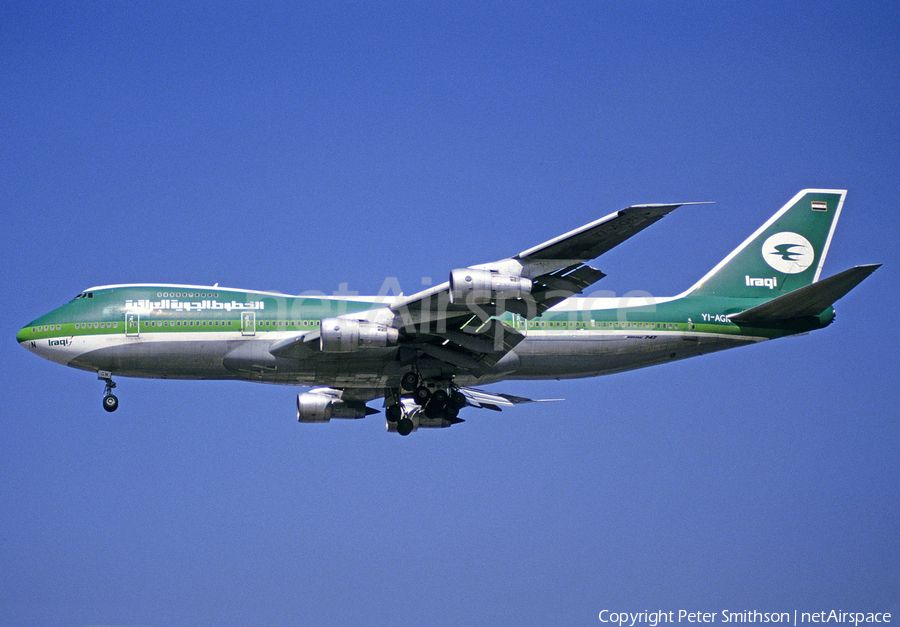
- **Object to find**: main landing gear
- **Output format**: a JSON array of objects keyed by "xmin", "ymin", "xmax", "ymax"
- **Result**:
[
  {"xmin": 385, "ymin": 372, "xmax": 468, "ymax": 436},
  {"xmin": 98, "ymin": 370, "xmax": 118, "ymax": 412}
]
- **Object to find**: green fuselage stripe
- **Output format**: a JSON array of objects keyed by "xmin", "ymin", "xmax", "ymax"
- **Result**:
[{"xmin": 18, "ymin": 283, "xmax": 833, "ymax": 345}]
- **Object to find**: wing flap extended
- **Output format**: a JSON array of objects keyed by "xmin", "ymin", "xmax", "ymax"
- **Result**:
[
  {"xmin": 459, "ymin": 387, "xmax": 563, "ymax": 410},
  {"xmin": 407, "ymin": 317, "xmax": 525, "ymax": 376},
  {"xmin": 507, "ymin": 263, "xmax": 608, "ymax": 317}
]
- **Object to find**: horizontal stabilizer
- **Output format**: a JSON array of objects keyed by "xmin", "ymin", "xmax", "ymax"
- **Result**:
[{"xmin": 729, "ymin": 264, "xmax": 880, "ymax": 325}]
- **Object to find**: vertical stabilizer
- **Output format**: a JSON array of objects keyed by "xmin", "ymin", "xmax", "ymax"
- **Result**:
[{"xmin": 686, "ymin": 189, "xmax": 845, "ymax": 298}]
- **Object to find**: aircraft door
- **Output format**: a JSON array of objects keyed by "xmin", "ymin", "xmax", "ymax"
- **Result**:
[
  {"xmin": 241, "ymin": 312, "xmax": 256, "ymax": 336},
  {"xmin": 126, "ymin": 312, "xmax": 140, "ymax": 337}
]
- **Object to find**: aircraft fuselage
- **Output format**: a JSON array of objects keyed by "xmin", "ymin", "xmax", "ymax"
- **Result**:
[{"xmin": 17, "ymin": 283, "xmax": 828, "ymax": 390}]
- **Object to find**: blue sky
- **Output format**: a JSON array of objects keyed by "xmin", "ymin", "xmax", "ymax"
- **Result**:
[{"xmin": 2, "ymin": 2, "xmax": 898, "ymax": 625}]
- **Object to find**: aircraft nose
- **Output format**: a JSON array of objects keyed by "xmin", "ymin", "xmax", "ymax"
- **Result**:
[
  {"xmin": 16, "ymin": 324, "xmax": 33, "ymax": 347},
  {"xmin": 17, "ymin": 322, "xmax": 47, "ymax": 356},
  {"xmin": 17, "ymin": 320, "xmax": 74, "ymax": 365}
]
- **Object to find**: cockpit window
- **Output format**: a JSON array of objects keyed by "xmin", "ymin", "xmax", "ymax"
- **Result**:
[{"xmin": 73, "ymin": 292, "xmax": 94, "ymax": 300}]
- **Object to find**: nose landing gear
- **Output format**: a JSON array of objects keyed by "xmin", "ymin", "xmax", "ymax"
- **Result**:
[{"xmin": 98, "ymin": 371, "xmax": 118, "ymax": 412}]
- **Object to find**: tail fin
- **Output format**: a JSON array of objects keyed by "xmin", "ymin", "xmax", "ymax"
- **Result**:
[{"xmin": 687, "ymin": 189, "xmax": 846, "ymax": 298}]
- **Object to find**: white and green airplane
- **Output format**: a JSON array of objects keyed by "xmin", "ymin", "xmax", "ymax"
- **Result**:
[{"xmin": 18, "ymin": 189, "xmax": 879, "ymax": 435}]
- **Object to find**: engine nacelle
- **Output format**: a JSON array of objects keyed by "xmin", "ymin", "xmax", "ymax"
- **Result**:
[
  {"xmin": 386, "ymin": 414, "xmax": 462, "ymax": 432},
  {"xmin": 449, "ymin": 268, "xmax": 532, "ymax": 305},
  {"xmin": 296, "ymin": 392, "xmax": 371, "ymax": 422},
  {"xmin": 319, "ymin": 318, "xmax": 399, "ymax": 353}
]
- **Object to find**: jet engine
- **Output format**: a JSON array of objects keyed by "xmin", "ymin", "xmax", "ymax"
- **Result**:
[
  {"xmin": 449, "ymin": 268, "xmax": 532, "ymax": 304},
  {"xmin": 319, "ymin": 318, "xmax": 399, "ymax": 353},
  {"xmin": 296, "ymin": 392, "xmax": 373, "ymax": 422},
  {"xmin": 385, "ymin": 413, "xmax": 464, "ymax": 433}
]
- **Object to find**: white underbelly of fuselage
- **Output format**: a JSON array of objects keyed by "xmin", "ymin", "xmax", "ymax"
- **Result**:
[{"xmin": 34, "ymin": 328, "xmax": 759, "ymax": 387}]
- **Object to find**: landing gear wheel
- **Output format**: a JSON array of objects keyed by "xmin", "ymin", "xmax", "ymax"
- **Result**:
[
  {"xmin": 413, "ymin": 386, "xmax": 431, "ymax": 404},
  {"xmin": 400, "ymin": 372, "xmax": 419, "ymax": 392},
  {"xmin": 424, "ymin": 401, "xmax": 443, "ymax": 418},
  {"xmin": 103, "ymin": 394, "xmax": 119, "ymax": 412},
  {"xmin": 424, "ymin": 389, "xmax": 449, "ymax": 418},
  {"xmin": 386, "ymin": 404, "xmax": 402, "ymax": 422},
  {"xmin": 451, "ymin": 391, "xmax": 467, "ymax": 410},
  {"xmin": 98, "ymin": 371, "xmax": 118, "ymax": 413},
  {"xmin": 397, "ymin": 417, "xmax": 414, "ymax": 436}
]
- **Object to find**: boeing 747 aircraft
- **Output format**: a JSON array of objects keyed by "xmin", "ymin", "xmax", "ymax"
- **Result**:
[{"xmin": 18, "ymin": 189, "xmax": 879, "ymax": 435}]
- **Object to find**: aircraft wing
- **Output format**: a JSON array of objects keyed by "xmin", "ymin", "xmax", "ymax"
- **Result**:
[
  {"xmin": 513, "ymin": 203, "xmax": 685, "ymax": 261},
  {"xmin": 269, "ymin": 315, "xmax": 524, "ymax": 378},
  {"xmin": 391, "ymin": 202, "xmax": 684, "ymax": 325},
  {"xmin": 271, "ymin": 203, "xmax": 686, "ymax": 378}
]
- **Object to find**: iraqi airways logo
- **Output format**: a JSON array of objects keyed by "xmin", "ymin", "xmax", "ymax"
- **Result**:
[{"xmin": 762, "ymin": 232, "xmax": 815, "ymax": 274}]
